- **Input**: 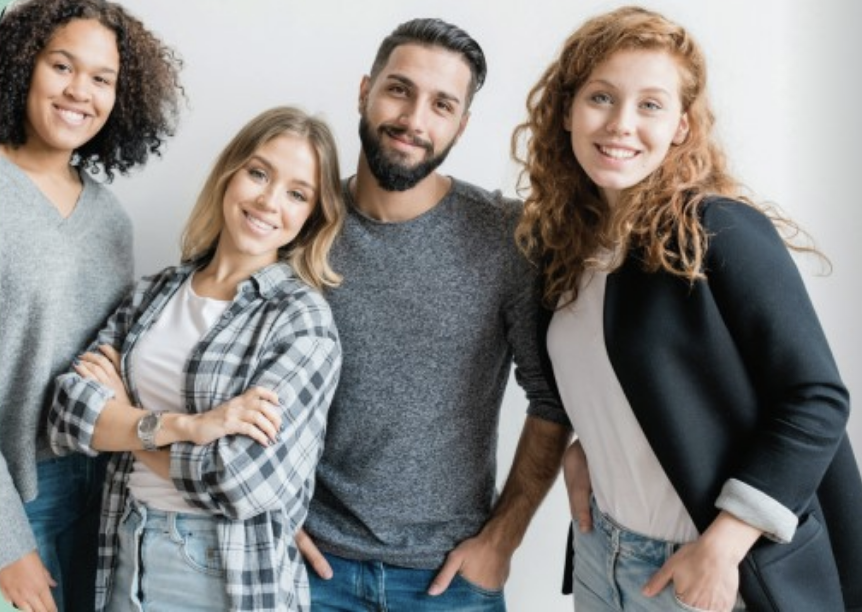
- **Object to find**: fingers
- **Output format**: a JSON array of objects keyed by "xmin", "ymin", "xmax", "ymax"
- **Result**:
[
  {"xmin": 98, "ymin": 344, "xmax": 122, "ymax": 370},
  {"xmin": 427, "ymin": 551, "xmax": 461, "ymax": 596},
  {"xmin": 296, "ymin": 529, "xmax": 333, "ymax": 579},
  {"xmin": 642, "ymin": 558, "xmax": 674, "ymax": 598}
]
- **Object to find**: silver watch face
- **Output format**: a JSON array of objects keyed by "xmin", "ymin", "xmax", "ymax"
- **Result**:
[{"xmin": 139, "ymin": 412, "xmax": 160, "ymax": 434}]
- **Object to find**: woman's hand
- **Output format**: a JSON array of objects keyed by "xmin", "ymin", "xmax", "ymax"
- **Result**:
[
  {"xmin": 74, "ymin": 345, "xmax": 131, "ymax": 405},
  {"xmin": 182, "ymin": 386, "xmax": 282, "ymax": 447},
  {"xmin": 642, "ymin": 511, "xmax": 761, "ymax": 611}
]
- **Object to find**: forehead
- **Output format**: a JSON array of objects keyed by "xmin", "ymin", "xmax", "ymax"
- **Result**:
[
  {"xmin": 43, "ymin": 18, "xmax": 120, "ymax": 69},
  {"xmin": 589, "ymin": 48, "xmax": 682, "ymax": 92},
  {"xmin": 377, "ymin": 43, "xmax": 472, "ymax": 99}
]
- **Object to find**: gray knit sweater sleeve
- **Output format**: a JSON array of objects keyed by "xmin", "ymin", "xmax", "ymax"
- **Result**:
[{"xmin": 0, "ymin": 157, "xmax": 133, "ymax": 568}]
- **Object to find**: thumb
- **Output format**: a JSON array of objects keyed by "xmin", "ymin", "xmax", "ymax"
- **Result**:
[{"xmin": 428, "ymin": 552, "xmax": 462, "ymax": 596}]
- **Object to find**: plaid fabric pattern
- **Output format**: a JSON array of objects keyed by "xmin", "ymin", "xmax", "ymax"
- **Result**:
[{"xmin": 48, "ymin": 261, "xmax": 341, "ymax": 611}]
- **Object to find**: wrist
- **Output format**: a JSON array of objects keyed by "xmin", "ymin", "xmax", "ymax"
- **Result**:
[{"xmin": 702, "ymin": 510, "xmax": 763, "ymax": 564}]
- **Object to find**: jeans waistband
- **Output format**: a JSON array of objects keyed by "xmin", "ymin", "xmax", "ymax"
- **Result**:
[
  {"xmin": 590, "ymin": 497, "xmax": 682, "ymax": 565},
  {"xmin": 128, "ymin": 498, "xmax": 218, "ymax": 534}
]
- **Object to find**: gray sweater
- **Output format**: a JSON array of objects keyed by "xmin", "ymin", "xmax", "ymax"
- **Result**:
[
  {"xmin": 0, "ymin": 155, "xmax": 133, "ymax": 569},
  {"xmin": 305, "ymin": 178, "xmax": 569, "ymax": 568}
]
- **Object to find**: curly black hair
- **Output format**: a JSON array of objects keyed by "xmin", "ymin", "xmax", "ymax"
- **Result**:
[{"xmin": 0, "ymin": 0, "xmax": 184, "ymax": 181}]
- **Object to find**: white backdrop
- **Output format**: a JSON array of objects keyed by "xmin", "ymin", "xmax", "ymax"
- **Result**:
[{"xmin": 106, "ymin": 1, "xmax": 861, "ymax": 610}]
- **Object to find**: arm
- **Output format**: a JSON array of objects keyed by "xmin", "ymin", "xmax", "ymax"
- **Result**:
[
  {"xmin": 170, "ymin": 309, "xmax": 341, "ymax": 521},
  {"xmin": 0, "ymin": 454, "xmax": 57, "ymax": 612},
  {"xmin": 429, "ymin": 416, "xmax": 572, "ymax": 594},
  {"xmin": 646, "ymin": 201, "xmax": 849, "ymax": 610}
]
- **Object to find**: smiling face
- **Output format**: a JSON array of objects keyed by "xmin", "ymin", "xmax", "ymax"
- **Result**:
[
  {"xmin": 358, "ymin": 43, "xmax": 471, "ymax": 191},
  {"xmin": 24, "ymin": 19, "xmax": 119, "ymax": 159},
  {"xmin": 565, "ymin": 48, "xmax": 689, "ymax": 208},
  {"xmin": 218, "ymin": 133, "xmax": 319, "ymax": 270}
]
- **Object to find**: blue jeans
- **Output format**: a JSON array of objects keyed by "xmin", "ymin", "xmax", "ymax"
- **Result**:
[
  {"xmin": 24, "ymin": 453, "xmax": 106, "ymax": 612},
  {"xmin": 572, "ymin": 498, "xmax": 745, "ymax": 611},
  {"xmin": 308, "ymin": 551, "xmax": 506, "ymax": 611},
  {"xmin": 106, "ymin": 500, "xmax": 230, "ymax": 612}
]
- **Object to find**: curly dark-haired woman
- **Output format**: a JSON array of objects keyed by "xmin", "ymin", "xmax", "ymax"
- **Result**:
[{"xmin": 0, "ymin": 1, "xmax": 183, "ymax": 610}]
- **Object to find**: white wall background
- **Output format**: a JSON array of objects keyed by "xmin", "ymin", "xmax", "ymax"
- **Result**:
[{"xmin": 107, "ymin": 2, "xmax": 861, "ymax": 610}]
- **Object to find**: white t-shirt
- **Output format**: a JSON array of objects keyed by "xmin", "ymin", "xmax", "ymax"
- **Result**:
[
  {"xmin": 548, "ymin": 266, "xmax": 699, "ymax": 542},
  {"xmin": 127, "ymin": 274, "xmax": 230, "ymax": 513}
]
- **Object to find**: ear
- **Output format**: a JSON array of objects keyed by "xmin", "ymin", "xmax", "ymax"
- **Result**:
[
  {"xmin": 672, "ymin": 112, "xmax": 690, "ymax": 145},
  {"xmin": 563, "ymin": 103, "xmax": 573, "ymax": 132},
  {"xmin": 358, "ymin": 75, "xmax": 371, "ymax": 113},
  {"xmin": 455, "ymin": 110, "xmax": 471, "ymax": 141}
]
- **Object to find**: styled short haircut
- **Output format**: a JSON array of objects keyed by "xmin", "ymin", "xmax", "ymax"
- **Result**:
[
  {"xmin": 370, "ymin": 17, "xmax": 487, "ymax": 106},
  {"xmin": 181, "ymin": 106, "xmax": 346, "ymax": 290},
  {"xmin": 0, "ymin": 0, "xmax": 184, "ymax": 181}
]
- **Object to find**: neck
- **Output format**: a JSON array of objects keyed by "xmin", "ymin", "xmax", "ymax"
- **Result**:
[
  {"xmin": 0, "ymin": 143, "xmax": 77, "ymax": 182},
  {"xmin": 352, "ymin": 154, "xmax": 451, "ymax": 222},
  {"xmin": 193, "ymin": 247, "xmax": 276, "ymax": 301}
]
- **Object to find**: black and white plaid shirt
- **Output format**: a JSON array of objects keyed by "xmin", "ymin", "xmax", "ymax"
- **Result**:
[{"xmin": 48, "ymin": 260, "xmax": 341, "ymax": 611}]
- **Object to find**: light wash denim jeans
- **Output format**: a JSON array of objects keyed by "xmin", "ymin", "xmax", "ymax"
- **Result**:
[
  {"xmin": 572, "ymin": 498, "xmax": 745, "ymax": 611},
  {"xmin": 307, "ymin": 550, "xmax": 506, "ymax": 611},
  {"xmin": 24, "ymin": 453, "xmax": 106, "ymax": 612},
  {"xmin": 106, "ymin": 500, "xmax": 230, "ymax": 612}
]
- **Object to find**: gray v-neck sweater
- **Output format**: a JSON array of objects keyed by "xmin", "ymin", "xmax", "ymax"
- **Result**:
[{"xmin": 0, "ymin": 155, "xmax": 133, "ymax": 568}]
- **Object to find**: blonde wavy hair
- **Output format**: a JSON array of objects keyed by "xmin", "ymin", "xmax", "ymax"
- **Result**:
[
  {"xmin": 181, "ymin": 106, "xmax": 345, "ymax": 290},
  {"xmin": 513, "ymin": 6, "xmax": 810, "ymax": 307}
]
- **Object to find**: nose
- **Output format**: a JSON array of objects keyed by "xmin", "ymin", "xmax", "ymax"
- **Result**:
[
  {"xmin": 606, "ymin": 104, "xmax": 634, "ymax": 136},
  {"xmin": 395, "ymin": 100, "xmax": 426, "ymax": 135},
  {"xmin": 255, "ymin": 186, "xmax": 279, "ymax": 211},
  {"xmin": 63, "ymin": 73, "xmax": 91, "ymax": 102}
]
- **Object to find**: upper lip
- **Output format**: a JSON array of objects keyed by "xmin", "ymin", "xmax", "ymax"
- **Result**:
[
  {"xmin": 382, "ymin": 126, "xmax": 432, "ymax": 152},
  {"xmin": 54, "ymin": 104, "xmax": 92, "ymax": 118}
]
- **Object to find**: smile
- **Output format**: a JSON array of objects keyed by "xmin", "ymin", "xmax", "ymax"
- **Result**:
[
  {"xmin": 597, "ymin": 145, "xmax": 638, "ymax": 160},
  {"xmin": 244, "ymin": 211, "xmax": 277, "ymax": 232},
  {"xmin": 56, "ymin": 107, "xmax": 88, "ymax": 126}
]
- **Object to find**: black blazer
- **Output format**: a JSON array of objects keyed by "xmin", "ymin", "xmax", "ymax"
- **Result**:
[{"xmin": 545, "ymin": 198, "xmax": 862, "ymax": 611}]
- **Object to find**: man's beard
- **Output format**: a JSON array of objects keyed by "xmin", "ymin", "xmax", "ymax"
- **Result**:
[{"xmin": 359, "ymin": 116, "xmax": 455, "ymax": 192}]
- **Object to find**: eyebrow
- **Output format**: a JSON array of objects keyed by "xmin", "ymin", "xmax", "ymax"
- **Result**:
[
  {"xmin": 247, "ymin": 154, "xmax": 319, "ymax": 194},
  {"xmin": 46, "ymin": 49, "xmax": 119, "ymax": 75},
  {"xmin": 586, "ymin": 78, "xmax": 672, "ymax": 98},
  {"xmin": 386, "ymin": 74, "xmax": 463, "ymax": 107}
]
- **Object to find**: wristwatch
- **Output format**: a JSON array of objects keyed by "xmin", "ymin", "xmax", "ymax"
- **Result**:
[{"xmin": 136, "ymin": 411, "xmax": 163, "ymax": 451}]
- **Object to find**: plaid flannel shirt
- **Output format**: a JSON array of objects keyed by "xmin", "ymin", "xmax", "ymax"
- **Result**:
[{"xmin": 48, "ymin": 260, "xmax": 341, "ymax": 611}]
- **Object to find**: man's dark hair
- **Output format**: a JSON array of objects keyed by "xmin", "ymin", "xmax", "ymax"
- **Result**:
[{"xmin": 370, "ymin": 17, "xmax": 487, "ymax": 106}]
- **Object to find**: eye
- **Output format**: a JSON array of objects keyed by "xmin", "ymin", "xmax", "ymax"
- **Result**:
[
  {"xmin": 388, "ymin": 84, "xmax": 409, "ymax": 97},
  {"xmin": 247, "ymin": 167, "xmax": 267, "ymax": 182},
  {"xmin": 287, "ymin": 190, "xmax": 308, "ymax": 203},
  {"xmin": 589, "ymin": 92, "xmax": 613, "ymax": 105},
  {"xmin": 641, "ymin": 100, "xmax": 662, "ymax": 111},
  {"xmin": 52, "ymin": 62, "xmax": 72, "ymax": 74},
  {"xmin": 94, "ymin": 75, "xmax": 114, "ymax": 87},
  {"xmin": 435, "ymin": 99, "xmax": 455, "ymax": 114}
]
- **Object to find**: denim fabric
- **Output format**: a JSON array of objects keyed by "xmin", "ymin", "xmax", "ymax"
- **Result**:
[
  {"xmin": 106, "ymin": 501, "xmax": 230, "ymax": 612},
  {"xmin": 308, "ymin": 551, "xmax": 506, "ymax": 611},
  {"xmin": 572, "ymin": 498, "xmax": 745, "ymax": 611},
  {"xmin": 23, "ymin": 453, "xmax": 106, "ymax": 612}
]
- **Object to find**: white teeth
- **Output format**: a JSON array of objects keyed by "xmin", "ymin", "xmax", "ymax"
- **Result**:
[
  {"xmin": 600, "ymin": 146, "xmax": 636, "ymax": 160},
  {"xmin": 58, "ymin": 109, "xmax": 86, "ymax": 125},
  {"xmin": 245, "ymin": 212, "xmax": 275, "ymax": 231}
]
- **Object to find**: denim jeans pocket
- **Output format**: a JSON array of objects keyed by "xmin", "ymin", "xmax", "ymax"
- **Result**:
[
  {"xmin": 454, "ymin": 573, "xmax": 505, "ymax": 598},
  {"xmin": 175, "ymin": 524, "xmax": 224, "ymax": 577}
]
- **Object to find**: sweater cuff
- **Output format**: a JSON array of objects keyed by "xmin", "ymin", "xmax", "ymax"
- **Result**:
[{"xmin": 716, "ymin": 478, "xmax": 797, "ymax": 543}]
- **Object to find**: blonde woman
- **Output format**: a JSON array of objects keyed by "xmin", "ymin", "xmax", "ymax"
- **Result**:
[{"xmin": 49, "ymin": 106, "xmax": 345, "ymax": 612}]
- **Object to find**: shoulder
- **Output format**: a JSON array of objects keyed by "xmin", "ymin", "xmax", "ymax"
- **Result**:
[
  {"xmin": 257, "ymin": 263, "xmax": 336, "ymax": 330},
  {"xmin": 450, "ymin": 178, "xmax": 523, "ymax": 216},
  {"xmin": 80, "ymin": 173, "xmax": 133, "ymax": 227},
  {"xmin": 700, "ymin": 196, "xmax": 775, "ymax": 235}
]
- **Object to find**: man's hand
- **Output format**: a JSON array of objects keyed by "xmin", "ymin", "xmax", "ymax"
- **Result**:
[
  {"xmin": 428, "ymin": 529, "xmax": 508, "ymax": 596},
  {"xmin": 562, "ymin": 439, "xmax": 592, "ymax": 532},
  {"xmin": 296, "ymin": 528, "xmax": 332, "ymax": 579},
  {"xmin": 0, "ymin": 550, "xmax": 58, "ymax": 612}
]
